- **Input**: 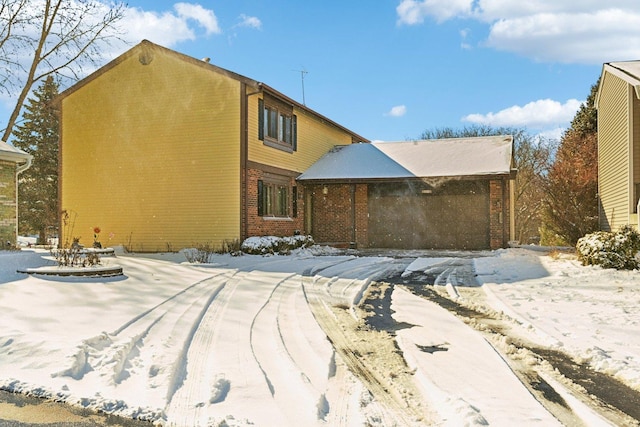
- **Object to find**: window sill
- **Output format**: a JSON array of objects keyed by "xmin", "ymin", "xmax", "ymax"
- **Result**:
[
  {"xmin": 261, "ymin": 216, "xmax": 294, "ymax": 222},
  {"xmin": 263, "ymin": 138, "xmax": 294, "ymax": 153}
]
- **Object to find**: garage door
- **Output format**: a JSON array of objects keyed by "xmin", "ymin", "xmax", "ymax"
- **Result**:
[{"xmin": 368, "ymin": 180, "xmax": 490, "ymax": 250}]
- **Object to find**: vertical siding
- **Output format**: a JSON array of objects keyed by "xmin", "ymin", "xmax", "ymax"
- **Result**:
[
  {"xmin": 246, "ymin": 95, "xmax": 356, "ymax": 172},
  {"xmin": 598, "ymin": 72, "xmax": 631, "ymax": 231},
  {"xmin": 61, "ymin": 47, "xmax": 241, "ymax": 251},
  {"xmin": 634, "ymin": 95, "xmax": 640, "ymax": 208}
]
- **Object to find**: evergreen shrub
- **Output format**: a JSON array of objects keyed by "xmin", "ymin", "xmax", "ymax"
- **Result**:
[{"xmin": 576, "ymin": 225, "xmax": 640, "ymax": 270}]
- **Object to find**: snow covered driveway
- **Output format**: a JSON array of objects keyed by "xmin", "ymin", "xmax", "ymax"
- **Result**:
[{"xmin": 1, "ymin": 248, "xmax": 639, "ymax": 426}]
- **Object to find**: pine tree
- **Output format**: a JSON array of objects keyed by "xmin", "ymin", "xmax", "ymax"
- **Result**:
[
  {"xmin": 12, "ymin": 76, "xmax": 59, "ymax": 244},
  {"xmin": 541, "ymin": 80, "xmax": 599, "ymax": 245}
]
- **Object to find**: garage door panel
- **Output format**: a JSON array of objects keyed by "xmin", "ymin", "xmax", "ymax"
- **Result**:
[{"xmin": 368, "ymin": 182, "xmax": 490, "ymax": 249}]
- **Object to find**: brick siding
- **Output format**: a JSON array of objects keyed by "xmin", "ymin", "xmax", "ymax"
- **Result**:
[
  {"xmin": 489, "ymin": 178, "xmax": 510, "ymax": 249},
  {"xmin": 246, "ymin": 167, "xmax": 305, "ymax": 238}
]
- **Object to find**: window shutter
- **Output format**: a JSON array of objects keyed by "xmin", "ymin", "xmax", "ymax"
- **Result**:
[
  {"xmin": 257, "ymin": 180, "xmax": 264, "ymax": 216},
  {"xmin": 258, "ymin": 99, "xmax": 264, "ymax": 141},
  {"xmin": 292, "ymin": 114, "xmax": 297, "ymax": 151}
]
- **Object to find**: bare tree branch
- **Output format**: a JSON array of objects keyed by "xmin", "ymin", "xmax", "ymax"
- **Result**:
[{"xmin": 1, "ymin": 0, "xmax": 126, "ymax": 141}]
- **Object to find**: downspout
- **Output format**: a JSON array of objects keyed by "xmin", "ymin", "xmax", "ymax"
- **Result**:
[{"xmin": 15, "ymin": 155, "xmax": 33, "ymax": 246}]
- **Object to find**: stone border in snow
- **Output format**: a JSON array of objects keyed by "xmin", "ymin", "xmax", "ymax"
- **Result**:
[{"xmin": 17, "ymin": 264, "xmax": 124, "ymax": 277}]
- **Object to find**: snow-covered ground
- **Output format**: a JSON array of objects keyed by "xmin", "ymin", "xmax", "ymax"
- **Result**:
[{"xmin": 0, "ymin": 246, "xmax": 638, "ymax": 426}]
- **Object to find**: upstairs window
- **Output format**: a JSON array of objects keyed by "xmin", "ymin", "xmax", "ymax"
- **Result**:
[{"xmin": 259, "ymin": 96, "xmax": 297, "ymax": 152}]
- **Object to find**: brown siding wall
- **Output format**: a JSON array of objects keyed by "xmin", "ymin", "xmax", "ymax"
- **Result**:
[{"xmin": 0, "ymin": 160, "xmax": 17, "ymax": 247}]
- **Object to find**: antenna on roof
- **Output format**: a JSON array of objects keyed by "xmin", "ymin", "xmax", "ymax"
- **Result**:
[{"xmin": 292, "ymin": 68, "xmax": 308, "ymax": 106}]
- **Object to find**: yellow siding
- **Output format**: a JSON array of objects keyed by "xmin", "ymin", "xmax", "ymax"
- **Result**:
[
  {"xmin": 246, "ymin": 95, "xmax": 355, "ymax": 172},
  {"xmin": 598, "ymin": 71, "xmax": 631, "ymax": 231},
  {"xmin": 61, "ymin": 46, "xmax": 241, "ymax": 251}
]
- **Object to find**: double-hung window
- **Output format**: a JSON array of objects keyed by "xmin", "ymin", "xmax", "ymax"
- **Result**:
[{"xmin": 259, "ymin": 95, "xmax": 297, "ymax": 152}]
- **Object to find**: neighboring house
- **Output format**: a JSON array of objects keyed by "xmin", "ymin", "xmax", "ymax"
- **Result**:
[
  {"xmin": 0, "ymin": 140, "xmax": 32, "ymax": 248},
  {"xmin": 298, "ymin": 136, "xmax": 516, "ymax": 250},
  {"xmin": 596, "ymin": 62, "xmax": 640, "ymax": 231},
  {"xmin": 57, "ymin": 40, "xmax": 514, "ymax": 252},
  {"xmin": 56, "ymin": 40, "xmax": 367, "ymax": 251}
]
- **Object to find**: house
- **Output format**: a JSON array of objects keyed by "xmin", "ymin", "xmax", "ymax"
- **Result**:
[
  {"xmin": 0, "ymin": 140, "xmax": 32, "ymax": 248},
  {"xmin": 56, "ymin": 40, "xmax": 367, "ymax": 251},
  {"xmin": 57, "ymin": 40, "xmax": 514, "ymax": 252},
  {"xmin": 596, "ymin": 62, "xmax": 640, "ymax": 231},
  {"xmin": 297, "ymin": 136, "xmax": 516, "ymax": 250}
]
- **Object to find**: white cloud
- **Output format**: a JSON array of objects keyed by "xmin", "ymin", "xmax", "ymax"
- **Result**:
[
  {"xmin": 385, "ymin": 105, "xmax": 407, "ymax": 117},
  {"xmin": 120, "ymin": 3, "xmax": 220, "ymax": 48},
  {"xmin": 396, "ymin": 0, "xmax": 640, "ymax": 64},
  {"xmin": 396, "ymin": 0, "xmax": 472, "ymax": 24},
  {"xmin": 237, "ymin": 14, "xmax": 262, "ymax": 30},
  {"xmin": 462, "ymin": 98, "xmax": 582, "ymax": 129},
  {"xmin": 174, "ymin": 3, "xmax": 221, "ymax": 35}
]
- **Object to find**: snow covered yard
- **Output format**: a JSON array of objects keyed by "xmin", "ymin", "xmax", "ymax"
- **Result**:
[{"xmin": 0, "ymin": 247, "xmax": 639, "ymax": 426}]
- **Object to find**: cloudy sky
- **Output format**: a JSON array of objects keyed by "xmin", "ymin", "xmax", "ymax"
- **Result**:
[{"xmin": 4, "ymin": 0, "xmax": 640, "ymax": 141}]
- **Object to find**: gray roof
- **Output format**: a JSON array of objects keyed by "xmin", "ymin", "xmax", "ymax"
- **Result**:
[
  {"xmin": 0, "ymin": 140, "xmax": 31, "ymax": 163},
  {"xmin": 297, "ymin": 135, "xmax": 514, "ymax": 181}
]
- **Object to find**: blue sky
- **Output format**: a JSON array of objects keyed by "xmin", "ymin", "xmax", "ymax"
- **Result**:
[{"xmin": 5, "ymin": 1, "xmax": 640, "ymax": 142}]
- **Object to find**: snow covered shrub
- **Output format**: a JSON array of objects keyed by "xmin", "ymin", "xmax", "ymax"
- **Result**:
[
  {"xmin": 576, "ymin": 225, "xmax": 640, "ymax": 270},
  {"xmin": 241, "ymin": 235, "xmax": 314, "ymax": 255}
]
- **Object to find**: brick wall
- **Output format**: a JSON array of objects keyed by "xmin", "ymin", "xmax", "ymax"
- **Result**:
[
  {"xmin": 489, "ymin": 178, "xmax": 510, "ymax": 249},
  {"xmin": 246, "ymin": 167, "xmax": 305, "ymax": 237},
  {"xmin": 304, "ymin": 183, "xmax": 368, "ymax": 248},
  {"xmin": 0, "ymin": 160, "xmax": 17, "ymax": 248}
]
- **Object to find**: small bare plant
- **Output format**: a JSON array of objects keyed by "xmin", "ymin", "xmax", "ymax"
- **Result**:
[
  {"xmin": 217, "ymin": 239, "xmax": 242, "ymax": 256},
  {"xmin": 184, "ymin": 242, "xmax": 215, "ymax": 263}
]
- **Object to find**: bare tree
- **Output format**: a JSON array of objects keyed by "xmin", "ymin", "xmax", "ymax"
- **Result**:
[
  {"xmin": 0, "ymin": 0, "xmax": 126, "ymax": 141},
  {"xmin": 420, "ymin": 125, "xmax": 555, "ymax": 244}
]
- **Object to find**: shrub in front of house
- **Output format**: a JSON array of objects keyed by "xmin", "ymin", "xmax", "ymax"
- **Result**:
[
  {"xmin": 576, "ymin": 225, "xmax": 640, "ymax": 270},
  {"xmin": 241, "ymin": 235, "xmax": 314, "ymax": 255}
]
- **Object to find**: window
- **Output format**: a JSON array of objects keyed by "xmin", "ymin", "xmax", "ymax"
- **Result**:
[
  {"xmin": 259, "ymin": 97, "xmax": 297, "ymax": 151},
  {"xmin": 258, "ymin": 179, "xmax": 293, "ymax": 217}
]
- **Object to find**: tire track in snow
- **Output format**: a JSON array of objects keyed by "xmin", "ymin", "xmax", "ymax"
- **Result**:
[
  {"xmin": 164, "ymin": 271, "xmax": 244, "ymax": 426},
  {"xmin": 249, "ymin": 274, "xmax": 335, "ymax": 425},
  {"xmin": 303, "ymin": 264, "xmax": 437, "ymax": 427},
  {"xmin": 51, "ymin": 269, "xmax": 237, "ymax": 426}
]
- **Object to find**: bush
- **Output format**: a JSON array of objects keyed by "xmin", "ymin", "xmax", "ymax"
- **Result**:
[
  {"xmin": 576, "ymin": 225, "xmax": 640, "ymax": 270},
  {"xmin": 241, "ymin": 235, "xmax": 314, "ymax": 255},
  {"xmin": 183, "ymin": 242, "xmax": 216, "ymax": 263}
]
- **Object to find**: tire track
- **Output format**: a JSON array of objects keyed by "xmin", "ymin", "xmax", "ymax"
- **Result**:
[
  {"xmin": 164, "ymin": 271, "xmax": 244, "ymax": 426},
  {"xmin": 401, "ymin": 276, "xmax": 640, "ymax": 427},
  {"xmin": 303, "ymin": 274, "xmax": 436, "ymax": 427}
]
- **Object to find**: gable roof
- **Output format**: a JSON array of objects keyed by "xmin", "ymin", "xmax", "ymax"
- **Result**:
[
  {"xmin": 0, "ymin": 140, "xmax": 31, "ymax": 163},
  {"xmin": 54, "ymin": 40, "xmax": 368, "ymax": 143},
  {"xmin": 597, "ymin": 62, "xmax": 640, "ymax": 108},
  {"xmin": 297, "ymin": 135, "xmax": 514, "ymax": 182}
]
